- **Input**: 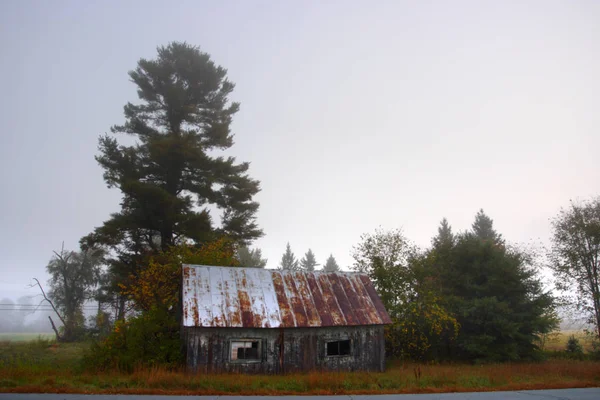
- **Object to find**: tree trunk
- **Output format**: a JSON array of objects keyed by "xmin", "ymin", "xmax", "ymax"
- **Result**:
[
  {"xmin": 161, "ymin": 228, "xmax": 173, "ymax": 252},
  {"xmin": 48, "ymin": 316, "xmax": 62, "ymax": 342},
  {"xmin": 593, "ymin": 291, "xmax": 600, "ymax": 340},
  {"xmin": 117, "ymin": 295, "xmax": 126, "ymax": 321}
]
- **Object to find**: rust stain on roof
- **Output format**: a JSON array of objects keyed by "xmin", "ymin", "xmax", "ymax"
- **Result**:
[
  {"xmin": 359, "ymin": 275, "xmax": 393, "ymax": 324},
  {"xmin": 339, "ymin": 274, "xmax": 370, "ymax": 325},
  {"xmin": 283, "ymin": 273, "xmax": 309, "ymax": 327},
  {"xmin": 182, "ymin": 265, "xmax": 391, "ymax": 328},
  {"xmin": 271, "ymin": 271, "xmax": 295, "ymax": 327},
  {"xmin": 328, "ymin": 274, "xmax": 359, "ymax": 326},
  {"xmin": 305, "ymin": 273, "xmax": 334, "ymax": 326},
  {"xmin": 316, "ymin": 274, "xmax": 347, "ymax": 326},
  {"xmin": 293, "ymin": 272, "xmax": 322, "ymax": 327},
  {"xmin": 348, "ymin": 273, "xmax": 384, "ymax": 325}
]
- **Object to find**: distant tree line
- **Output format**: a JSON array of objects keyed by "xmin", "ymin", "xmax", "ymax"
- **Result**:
[{"xmin": 276, "ymin": 243, "xmax": 340, "ymax": 272}]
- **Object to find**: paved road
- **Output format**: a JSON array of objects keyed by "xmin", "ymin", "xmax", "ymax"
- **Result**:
[{"xmin": 1, "ymin": 388, "xmax": 599, "ymax": 399}]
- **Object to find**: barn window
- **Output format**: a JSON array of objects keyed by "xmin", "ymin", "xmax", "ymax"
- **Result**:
[
  {"xmin": 326, "ymin": 339, "xmax": 351, "ymax": 356},
  {"xmin": 230, "ymin": 340, "xmax": 261, "ymax": 361}
]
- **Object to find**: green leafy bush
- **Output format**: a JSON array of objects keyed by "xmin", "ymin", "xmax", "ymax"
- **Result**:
[{"xmin": 84, "ymin": 308, "xmax": 182, "ymax": 372}]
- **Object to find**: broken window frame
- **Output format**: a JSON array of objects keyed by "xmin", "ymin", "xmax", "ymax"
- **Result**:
[
  {"xmin": 229, "ymin": 339, "xmax": 263, "ymax": 363},
  {"xmin": 325, "ymin": 338, "xmax": 352, "ymax": 357}
]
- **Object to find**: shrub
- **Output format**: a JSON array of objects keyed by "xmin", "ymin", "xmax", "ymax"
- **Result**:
[
  {"xmin": 84, "ymin": 239, "xmax": 238, "ymax": 372},
  {"xmin": 84, "ymin": 307, "xmax": 182, "ymax": 372},
  {"xmin": 565, "ymin": 335, "xmax": 583, "ymax": 355},
  {"xmin": 385, "ymin": 296, "xmax": 459, "ymax": 362}
]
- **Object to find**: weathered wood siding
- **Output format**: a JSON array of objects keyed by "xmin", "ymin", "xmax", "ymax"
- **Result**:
[{"xmin": 184, "ymin": 325, "xmax": 385, "ymax": 374}]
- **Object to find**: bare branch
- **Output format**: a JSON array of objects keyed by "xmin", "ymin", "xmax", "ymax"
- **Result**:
[{"xmin": 31, "ymin": 277, "xmax": 67, "ymax": 328}]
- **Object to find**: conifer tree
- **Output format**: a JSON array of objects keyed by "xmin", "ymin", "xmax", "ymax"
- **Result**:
[
  {"xmin": 323, "ymin": 254, "xmax": 340, "ymax": 272},
  {"xmin": 279, "ymin": 243, "xmax": 299, "ymax": 271},
  {"xmin": 299, "ymin": 249, "xmax": 318, "ymax": 271}
]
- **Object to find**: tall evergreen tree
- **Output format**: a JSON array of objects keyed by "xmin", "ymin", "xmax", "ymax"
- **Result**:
[
  {"xmin": 299, "ymin": 249, "xmax": 318, "ymax": 271},
  {"xmin": 427, "ymin": 218, "xmax": 455, "ymax": 289},
  {"xmin": 443, "ymin": 234, "xmax": 554, "ymax": 361},
  {"xmin": 472, "ymin": 209, "xmax": 502, "ymax": 243},
  {"xmin": 432, "ymin": 218, "xmax": 454, "ymax": 250},
  {"xmin": 236, "ymin": 245, "xmax": 267, "ymax": 268},
  {"xmin": 82, "ymin": 42, "xmax": 262, "ymax": 255},
  {"xmin": 429, "ymin": 211, "xmax": 555, "ymax": 362},
  {"xmin": 323, "ymin": 254, "xmax": 340, "ymax": 272},
  {"xmin": 279, "ymin": 243, "xmax": 299, "ymax": 270}
]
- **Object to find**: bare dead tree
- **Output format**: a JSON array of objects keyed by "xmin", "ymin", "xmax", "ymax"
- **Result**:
[{"xmin": 30, "ymin": 278, "xmax": 66, "ymax": 342}]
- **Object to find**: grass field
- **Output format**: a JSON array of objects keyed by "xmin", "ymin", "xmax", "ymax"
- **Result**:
[
  {"xmin": 0, "ymin": 333, "xmax": 55, "ymax": 342},
  {"xmin": 0, "ymin": 334, "xmax": 599, "ymax": 395},
  {"xmin": 540, "ymin": 330, "xmax": 596, "ymax": 352}
]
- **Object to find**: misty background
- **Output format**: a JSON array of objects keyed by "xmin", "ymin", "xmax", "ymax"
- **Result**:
[{"xmin": 1, "ymin": 0, "xmax": 598, "ymax": 331}]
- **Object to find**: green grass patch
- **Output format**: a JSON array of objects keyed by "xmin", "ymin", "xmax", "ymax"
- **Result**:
[
  {"xmin": 0, "ymin": 333, "xmax": 55, "ymax": 342},
  {"xmin": 0, "ymin": 338, "xmax": 88, "ymax": 372},
  {"xmin": 541, "ymin": 330, "xmax": 596, "ymax": 352}
]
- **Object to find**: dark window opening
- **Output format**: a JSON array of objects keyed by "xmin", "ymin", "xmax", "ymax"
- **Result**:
[
  {"xmin": 326, "ymin": 339, "xmax": 351, "ymax": 356},
  {"xmin": 231, "ymin": 340, "xmax": 261, "ymax": 361}
]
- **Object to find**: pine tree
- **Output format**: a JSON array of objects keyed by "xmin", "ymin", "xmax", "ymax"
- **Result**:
[
  {"xmin": 279, "ymin": 243, "xmax": 299, "ymax": 270},
  {"xmin": 323, "ymin": 254, "xmax": 340, "ymax": 272},
  {"xmin": 432, "ymin": 218, "xmax": 454, "ymax": 250},
  {"xmin": 472, "ymin": 209, "xmax": 502, "ymax": 243},
  {"xmin": 236, "ymin": 245, "xmax": 267, "ymax": 268},
  {"xmin": 82, "ymin": 42, "xmax": 262, "ymax": 255},
  {"xmin": 429, "ymin": 211, "xmax": 555, "ymax": 362},
  {"xmin": 299, "ymin": 249, "xmax": 318, "ymax": 271}
]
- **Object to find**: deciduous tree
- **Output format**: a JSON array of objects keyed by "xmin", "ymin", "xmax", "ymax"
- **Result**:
[
  {"xmin": 352, "ymin": 228, "xmax": 458, "ymax": 361},
  {"xmin": 352, "ymin": 228, "xmax": 415, "ymax": 306},
  {"xmin": 549, "ymin": 197, "xmax": 600, "ymax": 339},
  {"xmin": 121, "ymin": 238, "xmax": 238, "ymax": 312},
  {"xmin": 38, "ymin": 244, "xmax": 104, "ymax": 341}
]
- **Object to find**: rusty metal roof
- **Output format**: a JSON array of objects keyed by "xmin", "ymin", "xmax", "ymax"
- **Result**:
[{"xmin": 182, "ymin": 265, "xmax": 392, "ymax": 328}]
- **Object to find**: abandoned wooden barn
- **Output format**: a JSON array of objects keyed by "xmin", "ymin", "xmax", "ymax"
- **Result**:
[{"xmin": 181, "ymin": 264, "xmax": 392, "ymax": 373}]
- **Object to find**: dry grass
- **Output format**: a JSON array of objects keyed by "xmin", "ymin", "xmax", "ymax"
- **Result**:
[
  {"xmin": 1, "ymin": 338, "xmax": 599, "ymax": 395},
  {"xmin": 542, "ymin": 330, "xmax": 595, "ymax": 352},
  {"xmin": 1, "ymin": 358, "xmax": 600, "ymax": 394}
]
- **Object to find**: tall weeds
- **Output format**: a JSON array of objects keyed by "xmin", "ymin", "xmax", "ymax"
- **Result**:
[
  {"xmin": 1, "ymin": 359, "xmax": 599, "ymax": 395},
  {"xmin": 1, "ymin": 340, "xmax": 599, "ymax": 395}
]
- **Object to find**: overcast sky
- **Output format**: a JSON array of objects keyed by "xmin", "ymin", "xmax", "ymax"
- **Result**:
[{"xmin": 1, "ymin": 0, "xmax": 599, "ymax": 300}]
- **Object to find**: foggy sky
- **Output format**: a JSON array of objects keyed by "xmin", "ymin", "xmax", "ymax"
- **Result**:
[{"xmin": 1, "ymin": 0, "xmax": 599, "ymax": 301}]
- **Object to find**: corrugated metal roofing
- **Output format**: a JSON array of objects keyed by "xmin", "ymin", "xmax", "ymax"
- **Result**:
[{"xmin": 182, "ymin": 265, "xmax": 392, "ymax": 328}]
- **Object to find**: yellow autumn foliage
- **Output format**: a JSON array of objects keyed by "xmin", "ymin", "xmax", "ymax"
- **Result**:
[
  {"xmin": 385, "ymin": 293, "xmax": 459, "ymax": 361},
  {"xmin": 120, "ymin": 238, "xmax": 238, "ymax": 312}
]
